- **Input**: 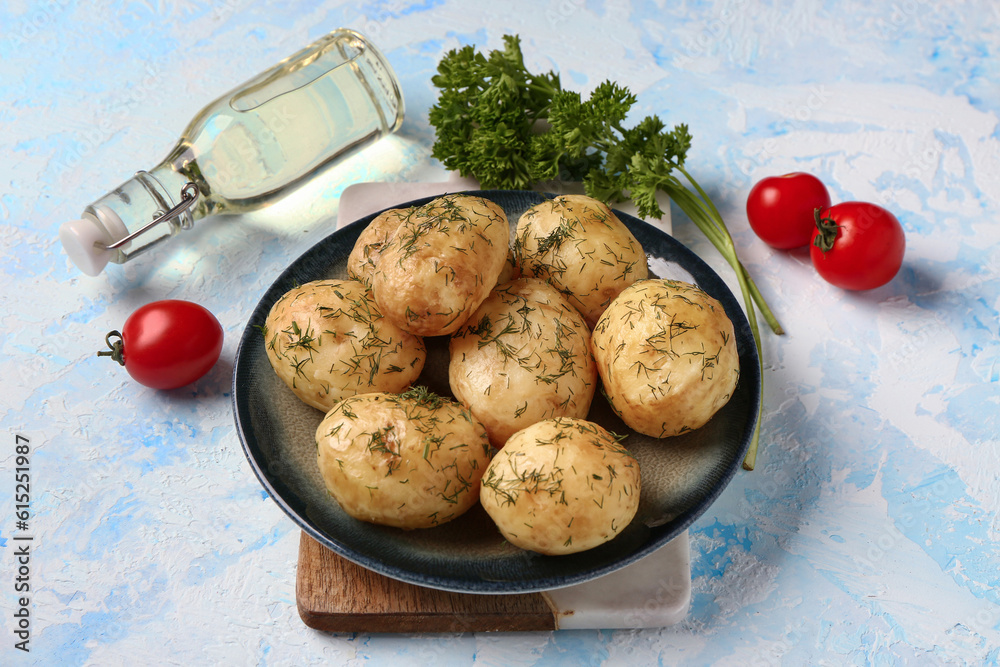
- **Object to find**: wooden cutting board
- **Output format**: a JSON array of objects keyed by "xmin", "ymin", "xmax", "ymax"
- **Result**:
[
  {"xmin": 296, "ymin": 532, "xmax": 556, "ymax": 632},
  {"xmin": 296, "ymin": 528, "xmax": 691, "ymax": 633}
]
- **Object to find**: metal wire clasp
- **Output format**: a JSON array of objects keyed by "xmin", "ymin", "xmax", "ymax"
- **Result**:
[{"xmin": 100, "ymin": 182, "xmax": 200, "ymax": 251}]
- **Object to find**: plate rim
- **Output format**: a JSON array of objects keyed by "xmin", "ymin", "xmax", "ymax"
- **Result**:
[{"xmin": 232, "ymin": 188, "xmax": 759, "ymax": 594}]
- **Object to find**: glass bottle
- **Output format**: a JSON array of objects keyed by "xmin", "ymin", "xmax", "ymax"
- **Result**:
[{"xmin": 59, "ymin": 29, "xmax": 404, "ymax": 276}]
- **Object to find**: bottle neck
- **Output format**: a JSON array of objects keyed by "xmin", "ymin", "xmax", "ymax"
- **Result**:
[{"xmin": 83, "ymin": 144, "xmax": 207, "ymax": 265}]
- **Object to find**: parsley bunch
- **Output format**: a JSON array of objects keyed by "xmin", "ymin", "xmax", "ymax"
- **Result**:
[{"xmin": 429, "ymin": 35, "xmax": 782, "ymax": 469}]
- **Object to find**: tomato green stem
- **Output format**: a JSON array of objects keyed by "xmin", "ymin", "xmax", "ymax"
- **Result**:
[
  {"xmin": 97, "ymin": 330, "xmax": 126, "ymax": 366},
  {"xmin": 813, "ymin": 208, "xmax": 840, "ymax": 253}
]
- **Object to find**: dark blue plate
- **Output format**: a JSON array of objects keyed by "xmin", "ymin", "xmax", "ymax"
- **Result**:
[{"xmin": 232, "ymin": 190, "xmax": 759, "ymax": 594}]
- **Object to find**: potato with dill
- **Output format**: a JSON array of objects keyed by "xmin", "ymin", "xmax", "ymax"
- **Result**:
[
  {"xmin": 371, "ymin": 194, "xmax": 510, "ymax": 336},
  {"xmin": 591, "ymin": 279, "xmax": 740, "ymax": 438},
  {"xmin": 479, "ymin": 418, "xmax": 640, "ymax": 555},
  {"xmin": 515, "ymin": 194, "xmax": 648, "ymax": 327},
  {"xmin": 449, "ymin": 278, "xmax": 597, "ymax": 448},
  {"xmin": 315, "ymin": 388, "xmax": 493, "ymax": 529},
  {"xmin": 346, "ymin": 207, "xmax": 407, "ymax": 288},
  {"xmin": 262, "ymin": 279, "xmax": 425, "ymax": 412}
]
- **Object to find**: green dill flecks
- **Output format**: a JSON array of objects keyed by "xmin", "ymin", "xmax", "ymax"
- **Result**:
[
  {"xmin": 467, "ymin": 313, "xmax": 493, "ymax": 339},
  {"xmin": 481, "ymin": 444, "xmax": 567, "ymax": 507},
  {"xmin": 422, "ymin": 432, "xmax": 446, "ymax": 461},
  {"xmin": 339, "ymin": 402, "xmax": 358, "ymax": 420},
  {"xmin": 393, "ymin": 195, "xmax": 470, "ymax": 265},
  {"xmin": 533, "ymin": 214, "xmax": 577, "ymax": 257},
  {"xmin": 290, "ymin": 357, "xmax": 309, "ymax": 380},
  {"xmin": 374, "ymin": 423, "xmax": 403, "ymax": 456},
  {"xmin": 700, "ymin": 345, "xmax": 722, "ymax": 380},
  {"xmin": 438, "ymin": 472, "xmax": 472, "ymax": 505},
  {"xmin": 399, "ymin": 385, "xmax": 446, "ymax": 410},
  {"xmin": 282, "ymin": 320, "xmax": 317, "ymax": 352},
  {"xmin": 475, "ymin": 312, "xmax": 522, "ymax": 359}
]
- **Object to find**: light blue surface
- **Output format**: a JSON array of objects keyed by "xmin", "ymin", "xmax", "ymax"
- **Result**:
[{"xmin": 1, "ymin": 1, "xmax": 999, "ymax": 664}]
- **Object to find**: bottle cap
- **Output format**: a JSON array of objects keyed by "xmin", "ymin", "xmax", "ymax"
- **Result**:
[{"xmin": 59, "ymin": 206, "xmax": 129, "ymax": 276}]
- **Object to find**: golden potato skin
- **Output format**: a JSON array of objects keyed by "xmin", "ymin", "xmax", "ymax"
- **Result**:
[
  {"xmin": 515, "ymin": 194, "xmax": 648, "ymax": 327},
  {"xmin": 372, "ymin": 194, "xmax": 510, "ymax": 336},
  {"xmin": 263, "ymin": 280, "xmax": 425, "ymax": 412},
  {"xmin": 591, "ymin": 279, "xmax": 740, "ymax": 438},
  {"xmin": 449, "ymin": 278, "xmax": 597, "ymax": 448},
  {"xmin": 346, "ymin": 207, "xmax": 407, "ymax": 288},
  {"xmin": 316, "ymin": 390, "xmax": 493, "ymax": 529},
  {"xmin": 496, "ymin": 246, "xmax": 521, "ymax": 285},
  {"xmin": 479, "ymin": 418, "xmax": 640, "ymax": 555}
]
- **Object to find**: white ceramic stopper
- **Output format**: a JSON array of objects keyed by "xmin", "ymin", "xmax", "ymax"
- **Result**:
[{"xmin": 59, "ymin": 206, "xmax": 129, "ymax": 276}]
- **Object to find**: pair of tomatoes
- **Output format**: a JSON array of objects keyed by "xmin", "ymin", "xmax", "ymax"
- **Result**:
[{"xmin": 746, "ymin": 173, "xmax": 906, "ymax": 290}]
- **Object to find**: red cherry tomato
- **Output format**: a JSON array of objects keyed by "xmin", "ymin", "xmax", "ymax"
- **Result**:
[
  {"xmin": 99, "ymin": 300, "xmax": 224, "ymax": 389},
  {"xmin": 747, "ymin": 172, "xmax": 831, "ymax": 249},
  {"xmin": 810, "ymin": 202, "xmax": 906, "ymax": 290}
]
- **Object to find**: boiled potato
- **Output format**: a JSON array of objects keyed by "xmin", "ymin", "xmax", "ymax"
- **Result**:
[
  {"xmin": 479, "ymin": 418, "xmax": 640, "ymax": 555},
  {"xmin": 515, "ymin": 194, "xmax": 648, "ymax": 327},
  {"xmin": 263, "ymin": 279, "xmax": 425, "ymax": 412},
  {"xmin": 346, "ymin": 207, "xmax": 407, "ymax": 288},
  {"xmin": 449, "ymin": 278, "xmax": 597, "ymax": 448},
  {"xmin": 591, "ymin": 279, "xmax": 740, "ymax": 438},
  {"xmin": 315, "ymin": 389, "xmax": 493, "ymax": 529},
  {"xmin": 371, "ymin": 194, "xmax": 510, "ymax": 336}
]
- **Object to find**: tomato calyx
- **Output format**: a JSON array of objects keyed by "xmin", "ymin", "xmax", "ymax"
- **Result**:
[
  {"xmin": 812, "ymin": 208, "xmax": 841, "ymax": 254},
  {"xmin": 97, "ymin": 330, "xmax": 126, "ymax": 367}
]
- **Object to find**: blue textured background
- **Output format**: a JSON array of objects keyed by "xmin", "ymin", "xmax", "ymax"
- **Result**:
[{"xmin": 1, "ymin": 1, "xmax": 998, "ymax": 664}]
